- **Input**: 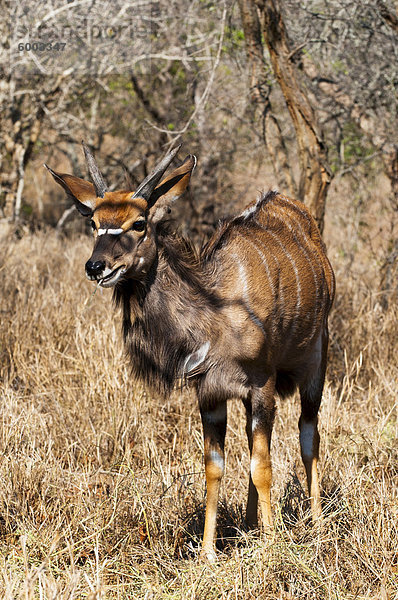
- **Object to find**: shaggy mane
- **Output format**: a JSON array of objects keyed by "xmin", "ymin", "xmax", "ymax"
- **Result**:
[{"xmin": 112, "ymin": 225, "xmax": 222, "ymax": 394}]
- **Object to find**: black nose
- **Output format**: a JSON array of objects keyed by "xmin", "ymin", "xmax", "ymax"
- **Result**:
[{"xmin": 85, "ymin": 259, "xmax": 105, "ymax": 278}]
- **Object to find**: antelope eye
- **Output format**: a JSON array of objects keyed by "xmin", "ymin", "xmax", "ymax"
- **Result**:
[
  {"xmin": 90, "ymin": 219, "xmax": 96, "ymax": 231},
  {"xmin": 132, "ymin": 220, "xmax": 146, "ymax": 232}
]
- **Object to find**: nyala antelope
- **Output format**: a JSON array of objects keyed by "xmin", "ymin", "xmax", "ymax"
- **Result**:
[{"xmin": 46, "ymin": 143, "xmax": 335, "ymax": 560}]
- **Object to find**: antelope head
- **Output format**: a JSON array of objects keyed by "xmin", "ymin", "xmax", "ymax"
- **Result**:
[{"xmin": 45, "ymin": 143, "xmax": 196, "ymax": 287}]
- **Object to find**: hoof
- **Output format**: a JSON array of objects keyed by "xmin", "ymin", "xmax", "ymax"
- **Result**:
[
  {"xmin": 262, "ymin": 524, "xmax": 275, "ymax": 546},
  {"xmin": 199, "ymin": 548, "xmax": 217, "ymax": 563}
]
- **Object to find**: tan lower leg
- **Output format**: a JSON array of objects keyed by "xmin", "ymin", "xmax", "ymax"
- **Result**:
[
  {"xmin": 251, "ymin": 433, "xmax": 273, "ymax": 530},
  {"xmin": 303, "ymin": 456, "xmax": 321, "ymax": 519},
  {"xmin": 199, "ymin": 403, "xmax": 226, "ymax": 560},
  {"xmin": 201, "ymin": 449, "xmax": 224, "ymax": 559},
  {"xmin": 300, "ymin": 419, "xmax": 321, "ymax": 520}
]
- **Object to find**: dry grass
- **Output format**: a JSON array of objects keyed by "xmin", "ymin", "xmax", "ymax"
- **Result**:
[{"xmin": 0, "ymin": 184, "xmax": 397, "ymax": 598}]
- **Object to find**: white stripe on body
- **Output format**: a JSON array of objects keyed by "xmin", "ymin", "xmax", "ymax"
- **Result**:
[
  {"xmin": 238, "ymin": 233, "xmax": 278, "ymax": 320},
  {"xmin": 252, "ymin": 237, "xmax": 285, "ymax": 324},
  {"xmin": 265, "ymin": 208, "xmax": 320, "ymax": 343},
  {"xmin": 277, "ymin": 194, "xmax": 312, "ymax": 226},
  {"xmin": 254, "ymin": 222, "xmax": 301, "ymax": 341},
  {"xmin": 278, "ymin": 194, "xmax": 335, "ymax": 302},
  {"xmin": 232, "ymin": 253, "xmax": 267, "ymax": 337}
]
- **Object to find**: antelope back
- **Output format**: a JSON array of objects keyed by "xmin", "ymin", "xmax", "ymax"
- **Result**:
[{"xmin": 204, "ymin": 191, "xmax": 335, "ymax": 367}]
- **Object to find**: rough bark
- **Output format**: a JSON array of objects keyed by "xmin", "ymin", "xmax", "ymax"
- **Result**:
[
  {"xmin": 377, "ymin": 0, "xmax": 398, "ymax": 33},
  {"xmin": 237, "ymin": 0, "xmax": 297, "ymax": 197},
  {"xmin": 0, "ymin": 75, "xmax": 64, "ymax": 220},
  {"xmin": 253, "ymin": 0, "xmax": 332, "ymax": 233},
  {"xmin": 264, "ymin": 112, "xmax": 297, "ymax": 197},
  {"xmin": 237, "ymin": 0, "xmax": 268, "ymax": 105}
]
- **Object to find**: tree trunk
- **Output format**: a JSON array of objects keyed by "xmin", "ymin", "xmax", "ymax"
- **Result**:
[
  {"xmin": 254, "ymin": 0, "xmax": 332, "ymax": 233},
  {"xmin": 237, "ymin": 0, "xmax": 297, "ymax": 197},
  {"xmin": 0, "ymin": 75, "xmax": 64, "ymax": 221},
  {"xmin": 264, "ymin": 112, "xmax": 297, "ymax": 197},
  {"xmin": 377, "ymin": 0, "xmax": 398, "ymax": 33},
  {"xmin": 237, "ymin": 0, "xmax": 268, "ymax": 106}
]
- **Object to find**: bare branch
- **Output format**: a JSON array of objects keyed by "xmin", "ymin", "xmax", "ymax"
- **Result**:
[{"xmin": 377, "ymin": 0, "xmax": 398, "ymax": 32}]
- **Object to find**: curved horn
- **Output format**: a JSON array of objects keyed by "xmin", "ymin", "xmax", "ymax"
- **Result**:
[
  {"xmin": 133, "ymin": 144, "xmax": 181, "ymax": 202},
  {"xmin": 82, "ymin": 141, "xmax": 107, "ymax": 198}
]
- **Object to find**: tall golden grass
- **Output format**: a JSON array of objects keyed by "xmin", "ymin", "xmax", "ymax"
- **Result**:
[{"xmin": 0, "ymin": 178, "xmax": 397, "ymax": 599}]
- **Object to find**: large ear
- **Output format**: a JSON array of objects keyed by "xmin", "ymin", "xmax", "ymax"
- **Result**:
[
  {"xmin": 148, "ymin": 155, "xmax": 196, "ymax": 224},
  {"xmin": 44, "ymin": 164, "xmax": 97, "ymax": 217}
]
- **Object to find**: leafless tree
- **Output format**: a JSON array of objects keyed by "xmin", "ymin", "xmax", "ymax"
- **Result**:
[
  {"xmin": 1, "ymin": 0, "xmax": 248, "ymax": 235},
  {"xmin": 284, "ymin": 0, "xmax": 398, "ymax": 300},
  {"xmin": 238, "ymin": 0, "xmax": 333, "ymax": 233}
]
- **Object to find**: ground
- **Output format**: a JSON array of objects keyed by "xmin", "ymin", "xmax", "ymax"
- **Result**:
[{"xmin": 0, "ymin": 178, "xmax": 396, "ymax": 598}]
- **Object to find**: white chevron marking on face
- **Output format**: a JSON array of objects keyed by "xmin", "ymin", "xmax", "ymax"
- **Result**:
[{"xmin": 97, "ymin": 228, "xmax": 123, "ymax": 236}]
